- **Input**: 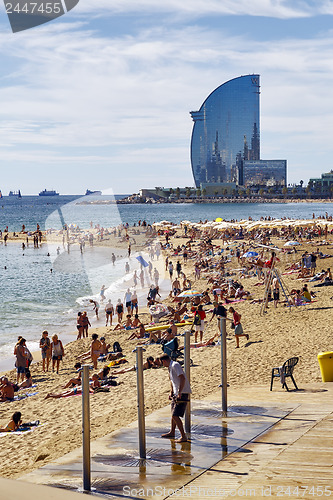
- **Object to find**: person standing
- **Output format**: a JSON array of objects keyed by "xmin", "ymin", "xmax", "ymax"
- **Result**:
[
  {"xmin": 272, "ymin": 276, "xmax": 280, "ymax": 308},
  {"xmin": 176, "ymin": 260, "xmax": 182, "ymax": 277},
  {"xmin": 81, "ymin": 311, "xmax": 91, "ymax": 338},
  {"xmin": 116, "ymin": 299, "xmax": 124, "ymax": 323},
  {"xmin": 76, "ymin": 312, "xmax": 84, "ymax": 340},
  {"xmin": 160, "ymin": 354, "xmax": 191, "ymax": 443},
  {"xmin": 14, "ymin": 337, "xmax": 27, "ymax": 383},
  {"xmin": 51, "ymin": 334, "xmax": 65, "ymax": 374},
  {"xmin": 168, "ymin": 261, "xmax": 174, "ymax": 279},
  {"xmin": 153, "ymin": 268, "xmax": 159, "ymax": 287},
  {"xmin": 90, "ymin": 334, "xmax": 102, "ymax": 370},
  {"xmin": 192, "ymin": 304, "xmax": 206, "ymax": 343},
  {"xmin": 210, "ymin": 301, "xmax": 227, "ymax": 330},
  {"xmin": 131, "ymin": 290, "xmax": 138, "ymax": 313},
  {"xmin": 39, "ymin": 330, "xmax": 51, "ymax": 372},
  {"xmin": 105, "ymin": 299, "xmax": 114, "ymax": 326},
  {"xmin": 124, "ymin": 288, "xmax": 132, "ymax": 314},
  {"xmin": 228, "ymin": 307, "xmax": 249, "ymax": 348}
]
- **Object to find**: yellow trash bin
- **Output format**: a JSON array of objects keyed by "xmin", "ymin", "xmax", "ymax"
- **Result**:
[{"xmin": 318, "ymin": 352, "xmax": 333, "ymax": 382}]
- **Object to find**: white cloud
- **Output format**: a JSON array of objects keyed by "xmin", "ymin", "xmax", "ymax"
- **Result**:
[
  {"xmin": 1, "ymin": 8, "xmax": 333, "ymax": 191},
  {"xmin": 72, "ymin": 0, "xmax": 328, "ymax": 19}
]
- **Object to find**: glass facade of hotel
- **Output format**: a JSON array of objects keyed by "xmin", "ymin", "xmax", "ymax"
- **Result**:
[
  {"xmin": 243, "ymin": 160, "xmax": 287, "ymax": 187},
  {"xmin": 190, "ymin": 74, "xmax": 260, "ymax": 187}
]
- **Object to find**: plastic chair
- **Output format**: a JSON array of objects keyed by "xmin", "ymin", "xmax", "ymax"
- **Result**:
[{"xmin": 270, "ymin": 357, "xmax": 299, "ymax": 391}]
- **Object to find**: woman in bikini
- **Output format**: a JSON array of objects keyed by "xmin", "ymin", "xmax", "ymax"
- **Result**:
[{"xmin": 0, "ymin": 412, "xmax": 22, "ymax": 432}]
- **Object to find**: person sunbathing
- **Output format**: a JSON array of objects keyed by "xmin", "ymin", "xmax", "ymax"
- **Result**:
[
  {"xmin": 17, "ymin": 370, "xmax": 33, "ymax": 389},
  {"xmin": 0, "ymin": 378, "xmax": 15, "ymax": 401},
  {"xmin": 111, "ymin": 356, "xmax": 158, "ymax": 375},
  {"xmin": 128, "ymin": 322, "xmax": 146, "ymax": 340},
  {"xmin": 63, "ymin": 363, "xmax": 82, "ymax": 389},
  {"xmin": 0, "ymin": 412, "xmax": 22, "ymax": 432},
  {"xmin": 45, "ymin": 374, "xmax": 101, "ymax": 399},
  {"xmin": 114, "ymin": 314, "xmax": 133, "ymax": 331}
]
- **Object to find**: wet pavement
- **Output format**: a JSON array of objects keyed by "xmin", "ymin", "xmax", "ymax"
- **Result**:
[{"xmin": 20, "ymin": 398, "xmax": 293, "ymax": 498}]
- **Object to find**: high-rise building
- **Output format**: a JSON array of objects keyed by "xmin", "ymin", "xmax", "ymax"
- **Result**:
[{"xmin": 190, "ymin": 74, "xmax": 260, "ymax": 187}]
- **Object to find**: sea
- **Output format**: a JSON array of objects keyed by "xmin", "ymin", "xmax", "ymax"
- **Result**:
[{"xmin": 0, "ymin": 194, "xmax": 332, "ymax": 370}]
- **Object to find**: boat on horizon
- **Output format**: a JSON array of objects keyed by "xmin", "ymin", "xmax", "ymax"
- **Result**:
[
  {"xmin": 9, "ymin": 190, "xmax": 22, "ymax": 198},
  {"xmin": 39, "ymin": 189, "xmax": 59, "ymax": 197},
  {"xmin": 85, "ymin": 189, "xmax": 102, "ymax": 196}
]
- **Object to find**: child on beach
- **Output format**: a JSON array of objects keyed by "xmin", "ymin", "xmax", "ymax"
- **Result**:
[{"xmin": 228, "ymin": 307, "xmax": 249, "ymax": 348}]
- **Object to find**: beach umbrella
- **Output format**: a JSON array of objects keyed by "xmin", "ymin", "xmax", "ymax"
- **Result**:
[
  {"xmin": 177, "ymin": 289, "xmax": 202, "ymax": 298},
  {"xmin": 215, "ymin": 217, "xmax": 223, "ymax": 222},
  {"xmin": 136, "ymin": 255, "xmax": 149, "ymax": 267},
  {"xmin": 242, "ymin": 251, "xmax": 259, "ymax": 258},
  {"xmin": 284, "ymin": 240, "xmax": 301, "ymax": 246}
]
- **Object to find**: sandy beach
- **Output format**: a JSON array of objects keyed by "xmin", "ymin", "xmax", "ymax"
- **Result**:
[{"xmin": 0, "ymin": 223, "xmax": 332, "ymax": 480}]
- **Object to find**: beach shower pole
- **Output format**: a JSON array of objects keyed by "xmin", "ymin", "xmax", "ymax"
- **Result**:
[
  {"xmin": 135, "ymin": 346, "xmax": 146, "ymax": 459},
  {"xmin": 184, "ymin": 329, "xmax": 191, "ymax": 436},
  {"xmin": 220, "ymin": 318, "xmax": 228, "ymax": 416},
  {"xmin": 82, "ymin": 364, "xmax": 91, "ymax": 491}
]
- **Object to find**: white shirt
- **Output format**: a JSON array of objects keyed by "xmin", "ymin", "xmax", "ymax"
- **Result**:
[{"xmin": 169, "ymin": 360, "xmax": 191, "ymax": 396}]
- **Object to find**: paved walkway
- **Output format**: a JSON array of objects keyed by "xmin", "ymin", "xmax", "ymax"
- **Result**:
[{"xmin": 3, "ymin": 382, "xmax": 333, "ymax": 499}]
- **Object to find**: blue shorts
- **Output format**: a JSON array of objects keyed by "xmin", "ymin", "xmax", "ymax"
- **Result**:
[{"xmin": 17, "ymin": 366, "xmax": 26, "ymax": 374}]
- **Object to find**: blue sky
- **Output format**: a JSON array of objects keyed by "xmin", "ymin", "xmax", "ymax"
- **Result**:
[{"xmin": 1, "ymin": 0, "xmax": 333, "ymax": 195}]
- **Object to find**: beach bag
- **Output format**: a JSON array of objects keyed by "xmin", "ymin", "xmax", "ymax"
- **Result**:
[
  {"xmin": 235, "ymin": 323, "xmax": 243, "ymax": 335},
  {"xmin": 193, "ymin": 314, "xmax": 201, "ymax": 326},
  {"xmin": 113, "ymin": 341, "xmax": 122, "ymax": 353}
]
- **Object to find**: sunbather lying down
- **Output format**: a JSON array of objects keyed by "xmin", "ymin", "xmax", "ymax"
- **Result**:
[
  {"xmin": 0, "ymin": 412, "xmax": 22, "ymax": 432},
  {"xmin": 45, "ymin": 374, "xmax": 101, "ymax": 399},
  {"xmin": 111, "ymin": 356, "xmax": 161, "ymax": 375},
  {"xmin": 178, "ymin": 333, "xmax": 219, "ymax": 349}
]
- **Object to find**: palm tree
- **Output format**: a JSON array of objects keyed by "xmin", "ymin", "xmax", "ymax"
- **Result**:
[
  {"xmin": 175, "ymin": 187, "xmax": 180, "ymax": 199},
  {"xmin": 196, "ymin": 187, "xmax": 201, "ymax": 198},
  {"xmin": 202, "ymin": 187, "xmax": 207, "ymax": 198},
  {"xmin": 282, "ymin": 187, "xmax": 288, "ymax": 198},
  {"xmin": 185, "ymin": 187, "xmax": 192, "ymax": 198}
]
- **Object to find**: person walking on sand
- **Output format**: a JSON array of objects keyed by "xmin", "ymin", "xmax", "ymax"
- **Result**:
[
  {"xmin": 51, "ymin": 334, "xmax": 65, "ymax": 373},
  {"xmin": 228, "ymin": 307, "xmax": 249, "ymax": 348},
  {"xmin": 105, "ymin": 299, "xmax": 114, "ymax": 326},
  {"xmin": 160, "ymin": 354, "xmax": 191, "ymax": 443},
  {"xmin": 39, "ymin": 330, "xmax": 51, "ymax": 372}
]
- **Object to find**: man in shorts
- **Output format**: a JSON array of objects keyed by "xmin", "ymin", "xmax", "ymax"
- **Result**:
[{"xmin": 160, "ymin": 354, "xmax": 191, "ymax": 442}]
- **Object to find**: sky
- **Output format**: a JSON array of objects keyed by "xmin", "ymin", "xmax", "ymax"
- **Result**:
[{"xmin": 1, "ymin": 0, "xmax": 333, "ymax": 195}]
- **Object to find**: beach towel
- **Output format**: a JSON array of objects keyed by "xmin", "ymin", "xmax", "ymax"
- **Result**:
[{"xmin": 0, "ymin": 421, "xmax": 42, "ymax": 436}]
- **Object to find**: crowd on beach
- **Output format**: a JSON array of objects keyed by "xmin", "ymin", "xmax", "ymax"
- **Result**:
[{"xmin": 1, "ymin": 213, "xmax": 333, "ymax": 447}]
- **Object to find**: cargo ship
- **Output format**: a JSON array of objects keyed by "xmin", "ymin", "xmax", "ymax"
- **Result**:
[
  {"xmin": 9, "ymin": 190, "xmax": 22, "ymax": 198},
  {"xmin": 85, "ymin": 189, "xmax": 102, "ymax": 195},
  {"xmin": 39, "ymin": 189, "xmax": 59, "ymax": 196}
]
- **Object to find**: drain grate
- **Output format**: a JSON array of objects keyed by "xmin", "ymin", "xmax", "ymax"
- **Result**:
[
  {"xmin": 191, "ymin": 408, "xmax": 224, "ymax": 418},
  {"xmin": 191, "ymin": 424, "xmax": 234, "ymax": 437},
  {"xmin": 93, "ymin": 447, "xmax": 193, "ymax": 467}
]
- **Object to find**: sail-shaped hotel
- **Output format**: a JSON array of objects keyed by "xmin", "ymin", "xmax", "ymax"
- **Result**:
[{"xmin": 190, "ymin": 75, "xmax": 286, "ymax": 190}]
